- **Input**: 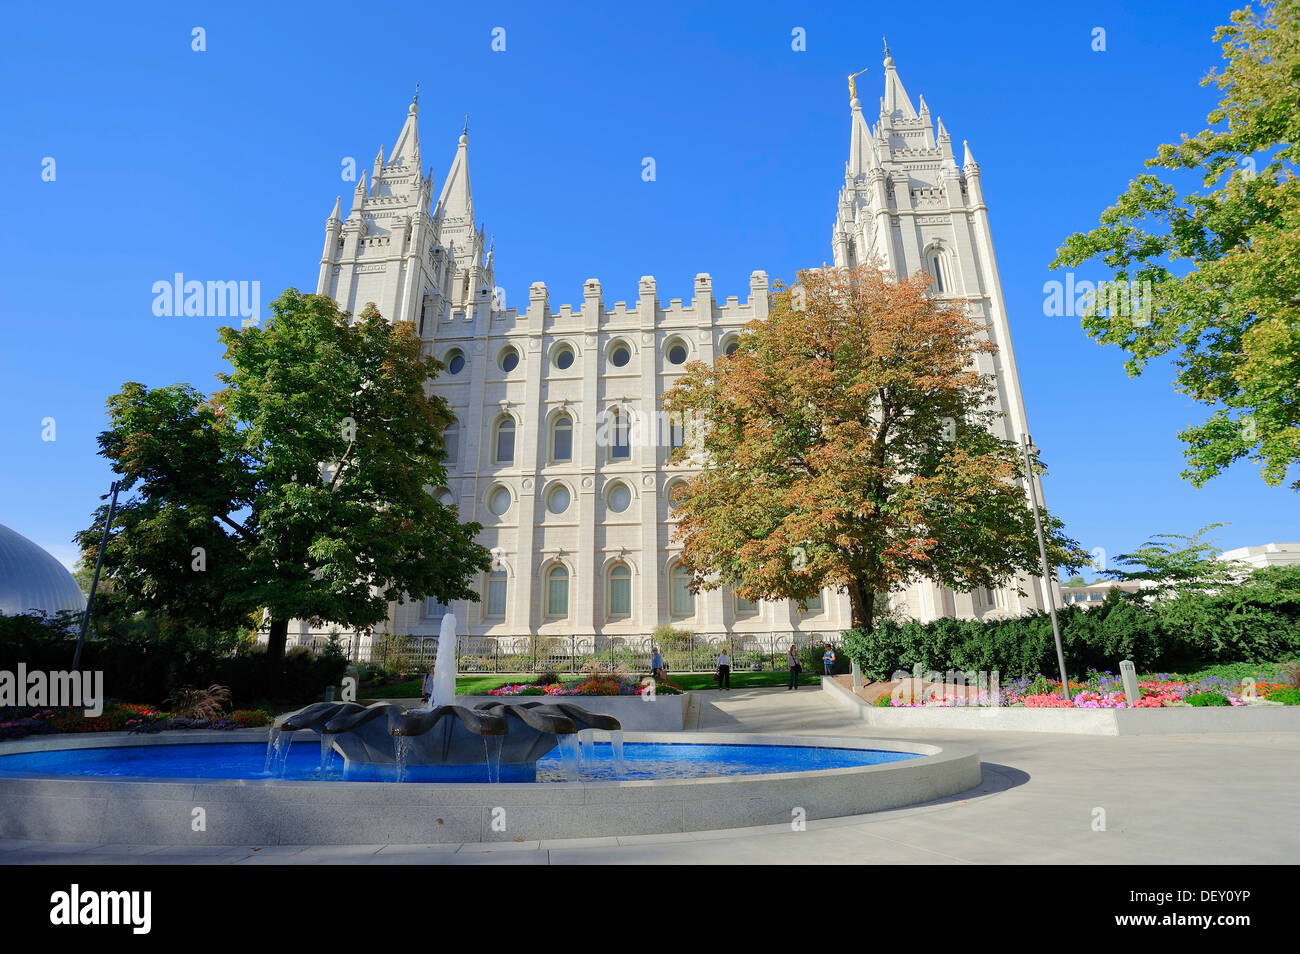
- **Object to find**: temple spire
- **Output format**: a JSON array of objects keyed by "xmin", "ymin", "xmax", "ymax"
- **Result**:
[
  {"xmin": 881, "ymin": 46, "xmax": 918, "ymax": 122},
  {"xmin": 436, "ymin": 122, "xmax": 474, "ymax": 224},
  {"xmin": 388, "ymin": 90, "xmax": 422, "ymax": 170}
]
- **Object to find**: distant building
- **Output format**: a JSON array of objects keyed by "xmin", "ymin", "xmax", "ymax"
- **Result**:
[
  {"xmin": 0, "ymin": 523, "xmax": 86, "ymax": 618},
  {"xmin": 1059, "ymin": 579, "xmax": 1152, "ymax": 610},
  {"xmin": 1218, "ymin": 543, "xmax": 1300, "ymax": 571}
]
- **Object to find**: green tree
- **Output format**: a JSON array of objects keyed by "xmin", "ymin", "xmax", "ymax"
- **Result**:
[
  {"xmin": 1102, "ymin": 523, "xmax": 1242, "ymax": 598},
  {"xmin": 1052, "ymin": 1, "xmax": 1300, "ymax": 490},
  {"xmin": 661, "ymin": 264, "xmax": 1089, "ymax": 633},
  {"xmin": 77, "ymin": 289, "xmax": 491, "ymax": 662}
]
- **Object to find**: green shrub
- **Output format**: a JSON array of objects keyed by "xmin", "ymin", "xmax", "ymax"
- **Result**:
[
  {"xmin": 1267, "ymin": 686, "xmax": 1300, "ymax": 706},
  {"xmin": 839, "ymin": 566, "xmax": 1300, "ymax": 680},
  {"xmin": 1185, "ymin": 691, "xmax": 1231, "ymax": 707}
]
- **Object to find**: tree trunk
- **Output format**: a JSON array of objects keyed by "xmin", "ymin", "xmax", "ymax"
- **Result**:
[
  {"xmin": 848, "ymin": 579, "xmax": 875, "ymax": 633},
  {"xmin": 267, "ymin": 616, "xmax": 289, "ymax": 664}
]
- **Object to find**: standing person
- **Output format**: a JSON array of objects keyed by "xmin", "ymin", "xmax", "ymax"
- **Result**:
[
  {"xmin": 787, "ymin": 645, "xmax": 801, "ymax": 690},
  {"xmin": 716, "ymin": 647, "xmax": 731, "ymax": 691},
  {"xmin": 822, "ymin": 645, "xmax": 836, "ymax": 676},
  {"xmin": 421, "ymin": 665, "xmax": 436, "ymax": 704},
  {"xmin": 651, "ymin": 645, "xmax": 666, "ymax": 682}
]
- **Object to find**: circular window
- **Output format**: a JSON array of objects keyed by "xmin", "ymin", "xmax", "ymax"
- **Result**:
[
  {"xmin": 547, "ymin": 485, "xmax": 571, "ymax": 515},
  {"xmin": 610, "ymin": 344, "xmax": 631, "ymax": 367},
  {"xmin": 607, "ymin": 484, "xmax": 632, "ymax": 513},
  {"xmin": 488, "ymin": 487, "xmax": 512, "ymax": 516},
  {"xmin": 553, "ymin": 347, "xmax": 575, "ymax": 370},
  {"xmin": 666, "ymin": 341, "xmax": 688, "ymax": 365},
  {"xmin": 445, "ymin": 349, "xmax": 466, "ymax": 375},
  {"xmin": 499, "ymin": 347, "xmax": 520, "ymax": 372}
]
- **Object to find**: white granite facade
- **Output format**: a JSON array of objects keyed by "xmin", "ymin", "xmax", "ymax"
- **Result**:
[{"xmin": 303, "ymin": 52, "xmax": 1055, "ymax": 644}]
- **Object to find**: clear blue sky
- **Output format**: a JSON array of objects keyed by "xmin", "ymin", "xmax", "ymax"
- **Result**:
[{"xmin": 1, "ymin": 0, "xmax": 1294, "ymax": 575}]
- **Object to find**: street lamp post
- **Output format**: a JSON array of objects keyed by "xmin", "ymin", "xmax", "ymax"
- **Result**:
[
  {"xmin": 72, "ymin": 480, "xmax": 121, "ymax": 672},
  {"xmin": 1020, "ymin": 434, "xmax": 1070, "ymax": 702}
]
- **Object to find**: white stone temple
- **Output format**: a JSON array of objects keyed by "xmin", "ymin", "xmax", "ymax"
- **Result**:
[{"xmin": 300, "ymin": 50, "xmax": 1057, "ymax": 649}]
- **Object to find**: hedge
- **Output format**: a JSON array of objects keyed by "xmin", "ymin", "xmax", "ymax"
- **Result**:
[{"xmin": 842, "ymin": 574, "xmax": 1300, "ymax": 681}]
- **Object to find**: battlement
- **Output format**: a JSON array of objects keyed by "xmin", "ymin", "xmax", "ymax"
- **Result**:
[{"xmin": 520, "ymin": 271, "xmax": 771, "ymax": 324}]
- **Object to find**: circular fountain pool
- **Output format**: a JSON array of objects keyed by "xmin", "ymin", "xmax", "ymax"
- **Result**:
[
  {"xmin": 0, "ymin": 730, "xmax": 981, "ymax": 845},
  {"xmin": 0, "ymin": 738, "xmax": 919, "ymax": 784}
]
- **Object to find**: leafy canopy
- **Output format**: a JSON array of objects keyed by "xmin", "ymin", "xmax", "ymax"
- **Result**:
[
  {"xmin": 77, "ymin": 289, "xmax": 491, "ymax": 657},
  {"xmin": 1052, "ymin": 1, "xmax": 1300, "ymax": 489},
  {"xmin": 662, "ymin": 264, "xmax": 1088, "ymax": 631}
]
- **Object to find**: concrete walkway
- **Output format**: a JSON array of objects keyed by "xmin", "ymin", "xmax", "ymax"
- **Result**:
[{"xmin": 3, "ymin": 686, "xmax": 1296, "ymax": 864}]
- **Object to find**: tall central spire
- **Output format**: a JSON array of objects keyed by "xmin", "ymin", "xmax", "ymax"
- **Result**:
[
  {"xmin": 388, "ymin": 90, "xmax": 422, "ymax": 171},
  {"xmin": 881, "ymin": 47, "xmax": 918, "ymax": 122},
  {"xmin": 435, "ymin": 123, "xmax": 474, "ymax": 225}
]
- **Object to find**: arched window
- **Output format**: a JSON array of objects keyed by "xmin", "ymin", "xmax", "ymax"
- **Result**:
[
  {"xmin": 546, "ymin": 565, "xmax": 569, "ymax": 618},
  {"xmin": 669, "ymin": 563, "xmax": 694, "ymax": 618},
  {"xmin": 926, "ymin": 248, "xmax": 951, "ymax": 295},
  {"xmin": 443, "ymin": 422, "xmax": 459, "ymax": 464},
  {"xmin": 608, "ymin": 563, "xmax": 631, "ymax": 619},
  {"xmin": 609, "ymin": 408, "xmax": 631, "ymax": 461},
  {"xmin": 551, "ymin": 413, "xmax": 573, "ymax": 462},
  {"xmin": 668, "ymin": 412, "xmax": 685, "ymax": 453},
  {"xmin": 733, "ymin": 592, "xmax": 758, "ymax": 618},
  {"xmin": 495, "ymin": 417, "xmax": 515, "ymax": 464},
  {"xmin": 485, "ymin": 570, "xmax": 507, "ymax": 618},
  {"xmin": 666, "ymin": 480, "xmax": 688, "ymax": 516}
]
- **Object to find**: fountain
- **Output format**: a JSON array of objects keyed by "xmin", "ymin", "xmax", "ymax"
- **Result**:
[{"xmin": 275, "ymin": 614, "xmax": 621, "ymax": 781}]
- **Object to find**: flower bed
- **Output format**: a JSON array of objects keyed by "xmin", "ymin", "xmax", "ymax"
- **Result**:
[
  {"xmin": 873, "ymin": 667, "xmax": 1298, "ymax": 709},
  {"xmin": 0, "ymin": 702, "xmax": 272, "ymax": 741},
  {"xmin": 487, "ymin": 676, "xmax": 681, "ymax": 697}
]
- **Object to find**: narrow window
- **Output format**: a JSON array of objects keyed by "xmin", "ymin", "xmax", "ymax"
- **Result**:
[
  {"xmin": 552, "ymin": 414, "xmax": 572, "ymax": 462},
  {"xmin": 443, "ymin": 422, "xmax": 459, "ymax": 464},
  {"xmin": 547, "ymin": 566, "xmax": 569, "ymax": 617},
  {"xmin": 611, "ymin": 409, "xmax": 630, "ymax": 460},
  {"xmin": 670, "ymin": 565, "xmax": 693, "ymax": 617},
  {"xmin": 609, "ymin": 564, "xmax": 631, "ymax": 618},
  {"xmin": 486, "ymin": 570, "xmax": 507, "ymax": 617},
  {"xmin": 496, "ymin": 418, "xmax": 515, "ymax": 464}
]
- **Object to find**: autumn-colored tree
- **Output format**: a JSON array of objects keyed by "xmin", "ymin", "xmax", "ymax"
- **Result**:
[
  {"xmin": 662, "ymin": 264, "xmax": 1088, "ymax": 633},
  {"xmin": 1052, "ymin": 0, "xmax": 1300, "ymax": 489},
  {"xmin": 77, "ymin": 289, "xmax": 491, "ymax": 662}
]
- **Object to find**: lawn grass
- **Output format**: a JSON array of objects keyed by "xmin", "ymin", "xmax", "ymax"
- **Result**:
[{"xmin": 360, "ymin": 669, "xmax": 823, "ymax": 698}]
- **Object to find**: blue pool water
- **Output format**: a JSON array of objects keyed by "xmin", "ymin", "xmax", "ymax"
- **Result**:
[{"xmin": 0, "ymin": 740, "xmax": 918, "ymax": 784}]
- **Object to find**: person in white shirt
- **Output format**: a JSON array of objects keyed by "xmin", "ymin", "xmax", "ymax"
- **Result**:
[{"xmin": 716, "ymin": 649, "xmax": 732, "ymax": 691}]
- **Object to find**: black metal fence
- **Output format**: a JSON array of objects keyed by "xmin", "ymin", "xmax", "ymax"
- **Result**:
[{"xmin": 290, "ymin": 631, "xmax": 845, "ymax": 674}]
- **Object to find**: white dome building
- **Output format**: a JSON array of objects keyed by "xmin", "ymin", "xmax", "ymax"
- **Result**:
[{"xmin": 0, "ymin": 523, "xmax": 86, "ymax": 618}]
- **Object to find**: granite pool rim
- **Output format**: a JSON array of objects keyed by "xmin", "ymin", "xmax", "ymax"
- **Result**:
[{"xmin": 0, "ymin": 729, "xmax": 981, "ymax": 844}]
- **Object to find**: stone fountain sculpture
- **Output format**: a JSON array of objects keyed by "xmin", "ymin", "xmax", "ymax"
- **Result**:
[{"xmin": 273, "ymin": 615, "xmax": 621, "ymax": 778}]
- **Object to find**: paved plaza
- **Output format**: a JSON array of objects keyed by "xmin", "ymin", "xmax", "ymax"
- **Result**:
[{"xmin": 3, "ymin": 687, "xmax": 1296, "ymax": 864}]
